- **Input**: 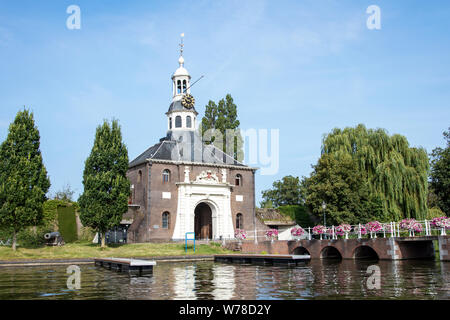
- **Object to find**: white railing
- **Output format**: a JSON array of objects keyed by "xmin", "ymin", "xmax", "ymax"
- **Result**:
[{"xmin": 227, "ymin": 219, "xmax": 448, "ymax": 243}]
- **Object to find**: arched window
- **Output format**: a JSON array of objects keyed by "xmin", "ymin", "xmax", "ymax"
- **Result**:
[
  {"xmin": 162, "ymin": 169, "xmax": 170, "ymax": 183},
  {"xmin": 138, "ymin": 170, "xmax": 142, "ymax": 183},
  {"xmin": 235, "ymin": 174, "xmax": 242, "ymax": 186},
  {"xmin": 162, "ymin": 212, "xmax": 170, "ymax": 229},
  {"xmin": 175, "ymin": 116, "xmax": 182, "ymax": 128},
  {"xmin": 177, "ymin": 80, "xmax": 182, "ymax": 94},
  {"xmin": 182, "ymin": 80, "xmax": 187, "ymax": 93},
  {"xmin": 186, "ymin": 116, "xmax": 192, "ymax": 128},
  {"xmin": 169, "ymin": 117, "xmax": 172, "ymax": 129},
  {"xmin": 236, "ymin": 213, "xmax": 243, "ymax": 229}
]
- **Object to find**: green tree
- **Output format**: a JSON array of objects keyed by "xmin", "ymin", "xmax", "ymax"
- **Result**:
[
  {"xmin": 0, "ymin": 109, "xmax": 50, "ymax": 250},
  {"xmin": 200, "ymin": 94, "xmax": 243, "ymax": 162},
  {"xmin": 310, "ymin": 124, "xmax": 429, "ymax": 222},
  {"xmin": 78, "ymin": 120, "xmax": 130, "ymax": 248},
  {"xmin": 304, "ymin": 153, "xmax": 385, "ymax": 225},
  {"xmin": 261, "ymin": 175, "xmax": 305, "ymax": 207},
  {"xmin": 429, "ymin": 128, "xmax": 450, "ymax": 215}
]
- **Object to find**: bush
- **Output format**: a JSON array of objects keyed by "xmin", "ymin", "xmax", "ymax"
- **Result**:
[
  {"xmin": 57, "ymin": 205, "xmax": 78, "ymax": 243},
  {"xmin": 278, "ymin": 205, "xmax": 314, "ymax": 227},
  {"xmin": 0, "ymin": 226, "xmax": 53, "ymax": 248},
  {"xmin": 428, "ymin": 207, "xmax": 445, "ymax": 220}
]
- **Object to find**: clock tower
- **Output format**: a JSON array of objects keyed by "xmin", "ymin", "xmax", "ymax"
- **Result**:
[{"xmin": 166, "ymin": 34, "xmax": 198, "ymax": 133}]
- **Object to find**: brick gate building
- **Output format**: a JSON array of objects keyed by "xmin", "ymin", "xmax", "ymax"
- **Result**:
[{"xmin": 123, "ymin": 38, "xmax": 257, "ymax": 242}]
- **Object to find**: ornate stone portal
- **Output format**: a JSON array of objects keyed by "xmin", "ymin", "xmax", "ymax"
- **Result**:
[{"xmin": 172, "ymin": 169, "xmax": 235, "ymax": 240}]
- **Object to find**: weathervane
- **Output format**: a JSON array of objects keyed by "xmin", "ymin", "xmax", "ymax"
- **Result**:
[{"xmin": 179, "ymin": 33, "xmax": 184, "ymax": 56}]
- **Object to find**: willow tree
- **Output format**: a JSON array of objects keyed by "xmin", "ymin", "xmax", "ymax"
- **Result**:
[
  {"xmin": 0, "ymin": 109, "xmax": 50, "ymax": 250},
  {"xmin": 78, "ymin": 120, "xmax": 130, "ymax": 248},
  {"xmin": 317, "ymin": 124, "xmax": 429, "ymax": 221}
]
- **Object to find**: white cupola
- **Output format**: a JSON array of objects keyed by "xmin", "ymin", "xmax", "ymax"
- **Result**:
[{"xmin": 166, "ymin": 33, "xmax": 198, "ymax": 133}]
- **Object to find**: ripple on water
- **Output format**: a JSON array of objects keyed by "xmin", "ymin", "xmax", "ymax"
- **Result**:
[{"xmin": 0, "ymin": 260, "xmax": 448, "ymax": 299}]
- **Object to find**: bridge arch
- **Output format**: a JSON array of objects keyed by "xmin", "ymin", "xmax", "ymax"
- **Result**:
[
  {"xmin": 353, "ymin": 245, "xmax": 379, "ymax": 260},
  {"xmin": 320, "ymin": 246, "xmax": 342, "ymax": 259},
  {"xmin": 291, "ymin": 246, "xmax": 311, "ymax": 256}
]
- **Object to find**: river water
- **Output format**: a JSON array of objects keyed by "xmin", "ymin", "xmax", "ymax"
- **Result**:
[{"xmin": 0, "ymin": 259, "xmax": 449, "ymax": 300}]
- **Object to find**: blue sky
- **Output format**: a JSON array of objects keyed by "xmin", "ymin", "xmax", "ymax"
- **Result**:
[{"xmin": 0, "ymin": 0, "xmax": 449, "ymax": 204}]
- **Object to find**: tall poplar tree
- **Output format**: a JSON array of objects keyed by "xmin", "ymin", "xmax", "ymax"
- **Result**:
[
  {"xmin": 200, "ymin": 94, "xmax": 243, "ymax": 162},
  {"xmin": 309, "ymin": 124, "xmax": 429, "ymax": 221},
  {"xmin": 78, "ymin": 120, "xmax": 130, "ymax": 248},
  {"xmin": 0, "ymin": 109, "xmax": 50, "ymax": 250}
]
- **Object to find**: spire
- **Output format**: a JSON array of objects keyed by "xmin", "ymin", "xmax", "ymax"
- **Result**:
[{"xmin": 178, "ymin": 33, "xmax": 185, "ymax": 67}]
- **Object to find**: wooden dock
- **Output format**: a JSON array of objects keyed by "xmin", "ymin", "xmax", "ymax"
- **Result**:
[
  {"xmin": 214, "ymin": 254, "xmax": 310, "ymax": 266},
  {"xmin": 94, "ymin": 258, "xmax": 156, "ymax": 275}
]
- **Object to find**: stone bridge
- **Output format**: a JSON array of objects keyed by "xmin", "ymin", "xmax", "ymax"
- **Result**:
[{"xmin": 239, "ymin": 236, "xmax": 450, "ymax": 261}]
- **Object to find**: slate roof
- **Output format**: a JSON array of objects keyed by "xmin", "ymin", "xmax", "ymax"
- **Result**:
[
  {"xmin": 129, "ymin": 130, "xmax": 247, "ymax": 168},
  {"xmin": 256, "ymin": 208, "xmax": 296, "ymax": 226}
]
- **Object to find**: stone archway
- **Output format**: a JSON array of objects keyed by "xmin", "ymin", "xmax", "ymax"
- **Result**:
[
  {"xmin": 194, "ymin": 202, "xmax": 213, "ymax": 240},
  {"xmin": 320, "ymin": 246, "xmax": 342, "ymax": 259},
  {"xmin": 353, "ymin": 245, "xmax": 379, "ymax": 260},
  {"xmin": 292, "ymin": 246, "xmax": 311, "ymax": 256}
]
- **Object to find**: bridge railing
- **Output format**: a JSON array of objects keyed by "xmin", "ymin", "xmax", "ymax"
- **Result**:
[
  {"xmin": 222, "ymin": 219, "xmax": 448, "ymax": 243},
  {"xmin": 299, "ymin": 219, "xmax": 448, "ymax": 240}
]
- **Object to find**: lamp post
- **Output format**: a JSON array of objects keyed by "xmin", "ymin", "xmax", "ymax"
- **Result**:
[{"xmin": 322, "ymin": 201, "xmax": 327, "ymax": 227}]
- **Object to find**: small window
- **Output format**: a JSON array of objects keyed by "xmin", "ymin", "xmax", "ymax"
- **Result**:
[
  {"xmin": 163, "ymin": 169, "xmax": 170, "ymax": 183},
  {"xmin": 169, "ymin": 117, "xmax": 172, "ymax": 129},
  {"xmin": 236, "ymin": 213, "xmax": 243, "ymax": 229},
  {"xmin": 175, "ymin": 116, "xmax": 182, "ymax": 128},
  {"xmin": 182, "ymin": 80, "xmax": 187, "ymax": 93},
  {"xmin": 235, "ymin": 174, "xmax": 242, "ymax": 186},
  {"xmin": 177, "ymin": 80, "xmax": 182, "ymax": 94},
  {"xmin": 162, "ymin": 212, "xmax": 170, "ymax": 229},
  {"xmin": 186, "ymin": 116, "xmax": 192, "ymax": 128},
  {"xmin": 138, "ymin": 170, "xmax": 142, "ymax": 183}
]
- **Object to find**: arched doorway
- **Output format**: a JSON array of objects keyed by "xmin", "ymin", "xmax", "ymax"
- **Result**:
[
  {"xmin": 320, "ymin": 246, "xmax": 342, "ymax": 259},
  {"xmin": 354, "ymin": 246, "xmax": 379, "ymax": 260},
  {"xmin": 195, "ymin": 202, "xmax": 213, "ymax": 240}
]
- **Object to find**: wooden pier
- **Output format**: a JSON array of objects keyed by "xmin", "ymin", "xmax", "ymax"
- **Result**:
[
  {"xmin": 214, "ymin": 254, "xmax": 310, "ymax": 266},
  {"xmin": 94, "ymin": 258, "xmax": 156, "ymax": 275}
]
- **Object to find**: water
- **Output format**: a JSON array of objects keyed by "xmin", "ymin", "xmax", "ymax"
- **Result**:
[{"xmin": 0, "ymin": 259, "xmax": 449, "ymax": 299}]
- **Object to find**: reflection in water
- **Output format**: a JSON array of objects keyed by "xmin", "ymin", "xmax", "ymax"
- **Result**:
[
  {"xmin": 212, "ymin": 264, "xmax": 235, "ymax": 299},
  {"xmin": 173, "ymin": 265, "xmax": 196, "ymax": 300},
  {"xmin": 0, "ymin": 259, "xmax": 448, "ymax": 300}
]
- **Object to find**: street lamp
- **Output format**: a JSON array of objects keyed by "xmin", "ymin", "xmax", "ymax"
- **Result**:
[{"xmin": 322, "ymin": 201, "xmax": 326, "ymax": 227}]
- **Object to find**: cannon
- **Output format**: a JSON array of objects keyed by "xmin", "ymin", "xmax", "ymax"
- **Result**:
[{"xmin": 44, "ymin": 232, "xmax": 65, "ymax": 246}]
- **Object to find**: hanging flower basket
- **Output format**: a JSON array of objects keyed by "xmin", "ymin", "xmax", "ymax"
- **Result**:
[
  {"xmin": 430, "ymin": 217, "xmax": 450, "ymax": 229},
  {"xmin": 312, "ymin": 225, "xmax": 326, "ymax": 239},
  {"xmin": 290, "ymin": 227, "xmax": 305, "ymax": 239},
  {"xmin": 400, "ymin": 218, "xmax": 424, "ymax": 236},
  {"xmin": 265, "ymin": 229, "xmax": 278, "ymax": 241},
  {"xmin": 334, "ymin": 224, "xmax": 350, "ymax": 237},
  {"xmin": 234, "ymin": 229, "xmax": 247, "ymax": 241}
]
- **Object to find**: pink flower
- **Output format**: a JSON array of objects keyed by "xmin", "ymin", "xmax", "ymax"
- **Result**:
[
  {"xmin": 265, "ymin": 229, "xmax": 278, "ymax": 240},
  {"xmin": 234, "ymin": 229, "xmax": 247, "ymax": 240},
  {"xmin": 312, "ymin": 225, "xmax": 326, "ymax": 235},
  {"xmin": 291, "ymin": 227, "xmax": 305, "ymax": 237},
  {"xmin": 366, "ymin": 221, "xmax": 383, "ymax": 232},
  {"xmin": 354, "ymin": 225, "xmax": 367, "ymax": 235}
]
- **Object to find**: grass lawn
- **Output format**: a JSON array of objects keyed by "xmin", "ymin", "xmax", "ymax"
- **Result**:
[{"xmin": 0, "ymin": 241, "xmax": 233, "ymax": 261}]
